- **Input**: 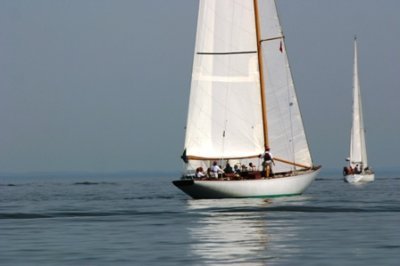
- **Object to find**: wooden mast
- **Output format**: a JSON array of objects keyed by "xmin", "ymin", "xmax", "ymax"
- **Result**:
[{"xmin": 253, "ymin": 0, "xmax": 269, "ymax": 148}]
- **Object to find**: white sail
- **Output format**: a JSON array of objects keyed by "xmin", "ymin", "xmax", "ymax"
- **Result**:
[
  {"xmin": 343, "ymin": 37, "xmax": 374, "ymax": 184},
  {"xmin": 258, "ymin": 0, "xmax": 312, "ymax": 172},
  {"xmin": 184, "ymin": 0, "xmax": 264, "ymax": 161},
  {"xmin": 184, "ymin": 0, "xmax": 313, "ymax": 173},
  {"xmin": 174, "ymin": 0, "xmax": 320, "ymax": 198},
  {"xmin": 350, "ymin": 38, "xmax": 368, "ymax": 168}
]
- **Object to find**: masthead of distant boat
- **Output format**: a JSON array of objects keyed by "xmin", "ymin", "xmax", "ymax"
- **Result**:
[{"xmin": 343, "ymin": 36, "xmax": 375, "ymax": 184}]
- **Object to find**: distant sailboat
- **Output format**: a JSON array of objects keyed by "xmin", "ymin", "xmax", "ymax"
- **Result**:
[
  {"xmin": 343, "ymin": 37, "xmax": 374, "ymax": 183},
  {"xmin": 173, "ymin": 0, "xmax": 321, "ymax": 199}
]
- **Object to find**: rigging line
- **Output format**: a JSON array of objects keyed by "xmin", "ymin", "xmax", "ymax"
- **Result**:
[
  {"xmin": 271, "ymin": 0, "xmax": 313, "ymax": 167},
  {"xmin": 221, "ymin": 57, "xmax": 232, "ymax": 162},
  {"xmin": 197, "ymin": 51, "xmax": 257, "ymax": 55},
  {"xmin": 284, "ymin": 42, "xmax": 296, "ymax": 171},
  {"xmin": 220, "ymin": 3, "xmax": 236, "ymax": 162},
  {"xmin": 221, "ymin": 120, "xmax": 228, "ymax": 163},
  {"xmin": 260, "ymin": 35, "xmax": 285, "ymax": 43}
]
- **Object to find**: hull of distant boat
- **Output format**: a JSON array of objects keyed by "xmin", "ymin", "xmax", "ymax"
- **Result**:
[
  {"xmin": 344, "ymin": 173, "xmax": 375, "ymax": 184},
  {"xmin": 173, "ymin": 169, "xmax": 320, "ymax": 199}
]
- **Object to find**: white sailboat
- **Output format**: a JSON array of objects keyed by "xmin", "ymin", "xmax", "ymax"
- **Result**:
[
  {"xmin": 173, "ymin": 0, "xmax": 321, "ymax": 199},
  {"xmin": 343, "ymin": 37, "xmax": 374, "ymax": 183}
]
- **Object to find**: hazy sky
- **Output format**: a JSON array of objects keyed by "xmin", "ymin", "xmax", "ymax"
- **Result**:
[{"xmin": 0, "ymin": 0, "xmax": 399, "ymax": 174}]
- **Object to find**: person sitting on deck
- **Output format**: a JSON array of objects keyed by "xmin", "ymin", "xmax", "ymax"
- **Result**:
[
  {"xmin": 344, "ymin": 166, "xmax": 356, "ymax": 176},
  {"xmin": 195, "ymin": 167, "xmax": 206, "ymax": 178},
  {"xmin": 211, "ymin": 161, "xmax": 224, "ymax": 178},
  {"xmin": 234, "ymin": 164, "xmax": 241, "ymax": 174},
  {"xmin": 224, "ymin": 162, "xmax": 234, "ymax": 174},
  {"xmin": 355, "ymin": 164, "xmax": 361, "ymax": 174},
  {"xmin": 343, "ymin": 166, "xmax": 351, "ymax": 176},
  {"xmin": 207, "ymin": 167, "xmax": 211, "ymax": 177},
  {"xmin": 248, "ymin": 162, "xmax": 256, "ymax": 171}
]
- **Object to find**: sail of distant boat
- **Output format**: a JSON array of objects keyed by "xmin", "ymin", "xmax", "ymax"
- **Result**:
[{"xmin": 343, "ymin": 37, "xmax": 374, "ymax": 183}]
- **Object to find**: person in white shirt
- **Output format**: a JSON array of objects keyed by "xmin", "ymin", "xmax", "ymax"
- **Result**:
[
  {"xmin": 195, "ymin": 167, "xmax": 206, "ymax": 178},
  {"xmin": 248, "ymin": 162, "xmax": 256, "ymax": 171},
  {"xmin": 211, "ymin": 161, "xmax": 224, "ymax": 178}
]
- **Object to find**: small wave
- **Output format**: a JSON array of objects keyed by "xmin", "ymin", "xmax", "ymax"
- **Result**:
[
  {"xmin": 123, "ymin": 195, "xmax": 175, "ymax": 200},
  {"xmin": 212, "ymin": 205, "xmax": 400, "ymax": 214},
  {"xmin": 315, "ymin": 177, "xmax": 333, "ymax": 181},
  {"xmin": 0, "ymin": 213, "xmax": 53, "ymax": 219},
  {"xmin": 377, "ymin": 245, "xmax": 400, "ymax": 249},
  {"xmin": 0, "ymin": 210, "xmax": 182, "ymax": 220},
  {"xmin": 73, "ymin": 181, "xmax": 118, "ymax": 186}
]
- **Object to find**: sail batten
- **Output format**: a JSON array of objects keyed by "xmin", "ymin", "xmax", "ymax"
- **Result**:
[
  {"xmin": 261, "ymin": 35, "xmax": 285, "ymax": 42},
  {"xmin": 197, "ymin": 51, "xmax": 257, "ymax": 55}
]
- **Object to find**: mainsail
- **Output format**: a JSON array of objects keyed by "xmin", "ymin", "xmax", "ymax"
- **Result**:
[
  {"xmin": 349, "ymin": 38, "xmax": 368, "ymax": 168},
  {"xmin": 184, "ymin": 0, "xmax": 313, "ymax": 173}
]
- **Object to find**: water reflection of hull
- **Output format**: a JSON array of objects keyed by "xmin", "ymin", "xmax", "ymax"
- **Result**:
[{"xmin": 186, "ymin": 199, "xmax": 271, "ymax": 264}]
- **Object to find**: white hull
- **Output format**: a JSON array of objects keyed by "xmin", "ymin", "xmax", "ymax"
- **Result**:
[
  {"xmin": 344, "ymin": 173, "xmax": 375, "ymax": 184},
  {"xmin": 173, "ymin": 169, "xmax": 320, "ymax": 199}
]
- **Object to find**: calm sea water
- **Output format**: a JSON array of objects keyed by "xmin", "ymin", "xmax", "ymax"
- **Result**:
[{"xmin": 1, "ymin": 171, "xmax": 400, "ymax": 265}]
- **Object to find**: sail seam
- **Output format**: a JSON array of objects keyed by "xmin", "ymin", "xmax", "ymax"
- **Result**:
[
  {"xmin": 260, "ymin": 36, "xmax": 285, "ymax": 43},
  {"xmin": 197, "ymin": 51, "xmax": 257, "ymax": 55}
]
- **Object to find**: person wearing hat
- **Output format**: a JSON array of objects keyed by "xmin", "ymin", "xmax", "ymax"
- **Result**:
[{"xmin": 260, "ymin": 146, "xmax": 275, "ymax": 177}]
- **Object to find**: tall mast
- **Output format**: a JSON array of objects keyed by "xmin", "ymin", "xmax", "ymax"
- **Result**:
[{"xmin": 253, "ymin": 0, "xmax": 269, "ymax": 148}]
